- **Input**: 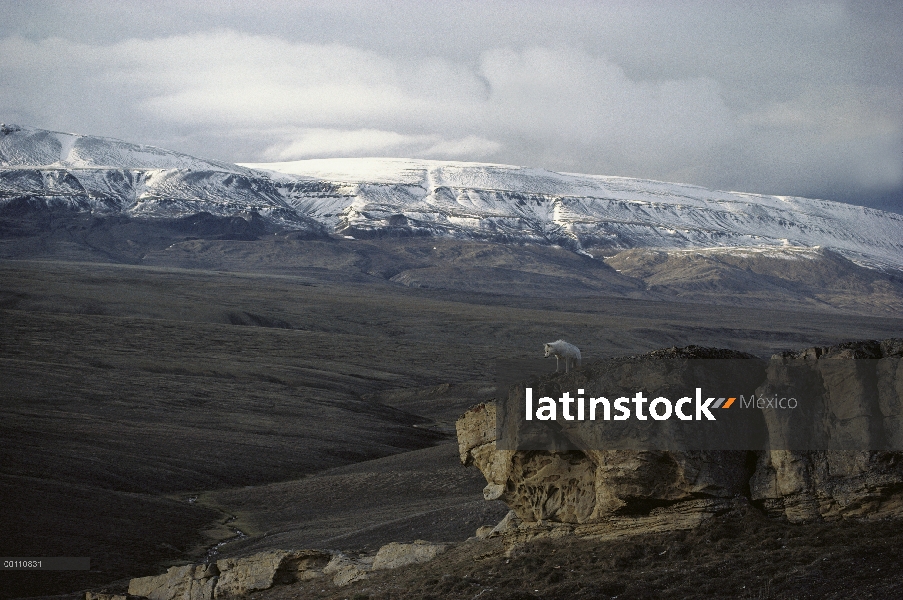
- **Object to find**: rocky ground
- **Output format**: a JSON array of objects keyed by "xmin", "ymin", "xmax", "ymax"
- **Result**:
[
  {"xmin": 76, "ymin": 506, "xmax": 903, "ymax": 600},
  {"xmin": 256, "ymin": 509, "xmax": 903, "ymax": 600}
]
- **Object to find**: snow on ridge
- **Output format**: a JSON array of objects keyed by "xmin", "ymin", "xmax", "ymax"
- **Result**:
[
  {"xmin": 243, "ymin": 157, "xmax": 903, "ymax": 271},
  {"xmin": 1, "ymin": 124, "xmax": 247, "ymax": 173},
  {"xmin": 239, "ymin": 157, "xmax": 526, "ymax": 186},
  {"xmin": 663, "ymin": 245, "xmax": 824, "ymax": 260},
  {"xmin": 54, "ymin": 132, "xmax": 77, "ymax": 164},
  {"xmin": 2, "ymin": 128, "xmax": 901, "ymax": 271},
  {"xmin": 243, "ymin": 157, "xmax": 898, "ymax": 222}
]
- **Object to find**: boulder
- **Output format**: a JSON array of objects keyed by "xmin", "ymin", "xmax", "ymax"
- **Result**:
[
  {"xmin": 214, "ymin": 550, "xmax": 332, "ymax": 597},
  {"xmin": 371, "ymin": 541, "xmax": 448, "ymax": 570},
  {"xmin": 128, "ymin": 564, "xmax": 218, "ymax": 600},
  {"xmin": 322, "ymin": 553, "xmax": 372, "ymax": 586},
  {"xmin": 490, "ymin": 510, "xmax": 521, "ymax": 536},
  {"xmin": 129, "ymin": 550, "xmax": 334, "ymax": 600}
]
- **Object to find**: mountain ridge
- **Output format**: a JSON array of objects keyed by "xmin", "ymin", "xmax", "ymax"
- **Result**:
[
  {"xmin": 2, "ymin": 124, "xmax": 902, "ymax": 273},
  {"xmin": 0, "ymin": 123, "xmax": 250, "ymax": 173},
  {"xmin": 254, "ymin": 156, "xmax": 903, "ymax": 270}
]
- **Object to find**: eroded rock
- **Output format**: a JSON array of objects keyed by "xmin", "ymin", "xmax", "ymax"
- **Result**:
[
  {"xmin": 750, "ymin": 339, "xmax": 903, "ymax": 521},
  {"xmin": 214, "ymin": 549, "xmax": 332, "ymax": 597},
  {"xmin": 459, "ymin": 348, "xmax": 762, "ymax": 526},
  {"xmin": 458, "ymin": 340, "xmax": 903, "ymax": 531},
  {"xmin": 371, "ymin": 541, "xmax": 448, "ymax": 570},
  {"xmin": 128, "ymin": 550, "xmax": 334, "ymax": 600},
  {"xmin": 128, "ymin": 540, "xmax": 454, "ymax": 598},
  {"xmin": 128, "ymin": 564, "xmax": 218, "ymax": 600},
  {"xmin": 322, "ymin": 553, "xmax": 372, "ymax": 586}
]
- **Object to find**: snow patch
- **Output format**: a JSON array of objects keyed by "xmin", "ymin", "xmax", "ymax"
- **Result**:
[{"xmin": 53, "ymin": 133, "xmax": 77, "ymax": 164}]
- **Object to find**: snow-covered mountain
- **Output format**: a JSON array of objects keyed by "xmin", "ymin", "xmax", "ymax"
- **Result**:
[
  {"xmin": 0, "ymin": 123, "xmax": 248, "ymax": 172},
  {"xmin": 0, "ymin": 124, "xmax": 324, "ymax": 232},
  {"xmin": 3, "ymin": 124, "xmax": 902, "ymax": 272},
  {"xmin": 246, "ymin": 157, "xmax": 903, "ymax": 271}
]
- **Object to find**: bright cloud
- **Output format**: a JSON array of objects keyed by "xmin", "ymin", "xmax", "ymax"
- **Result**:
[
  {"xmin": 262, "ymin": 129, "xmax": 500, "ymax": 161},
  {"xmin": 1, "ymin": 2, "xmax": 901, "ymax": 209}
]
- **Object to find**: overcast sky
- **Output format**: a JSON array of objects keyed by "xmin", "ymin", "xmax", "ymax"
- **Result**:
[{"xmin": 2, "ymin": 1, "xmax": 901, "ymax": 212}]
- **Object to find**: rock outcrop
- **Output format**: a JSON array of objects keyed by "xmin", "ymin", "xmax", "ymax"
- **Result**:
[
  {"xmin": 213, "ymin": 549, "xmax": 332, "ymax": 597},
  {"xmin": 751, "ymin": 339, "xmax": 903, "ymax": 521},
  {"xmin": 125, "ymin": 540, "xmax": 448, "ymax": 599},
  {"xmin": 85, "ymin": 593, "xmax": 136, "ymax": 600},
  {"xmin": 128, "ymin": 564, "xmax": 217, "ymax": 600},
  {"xmin": 371, "ymin": 541, "xmax": 448, "ymax": 570},
  {"xmin": 321, "ymin": 553, "xmax": 372, "ymax": 587},
  {"xmin": 458, "ymin": 340, "xmax": 903, "ymax": 535},
  {"xmin": 459, "ymin": 348, "xmax": 761, "ymax": 528},
  {"xmin": 458, "ymin": 402, "xmax": 743, "ymax": 537}
]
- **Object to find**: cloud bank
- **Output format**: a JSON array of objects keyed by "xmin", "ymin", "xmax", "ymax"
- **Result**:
[{"xmin": 1, "ymin": 1, "xmax": 901, "ymax": 210}]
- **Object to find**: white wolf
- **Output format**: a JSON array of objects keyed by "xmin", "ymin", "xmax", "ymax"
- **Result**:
[{"xmin": 544, "ymin": 339, "xmax": 582, "ymax": 373}]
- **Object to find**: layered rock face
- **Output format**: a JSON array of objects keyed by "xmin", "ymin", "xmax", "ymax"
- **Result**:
[
  {"xmin": 458, "ymin": 340, "xmax": 903, "ymax": 531},
  {"xmin": 752, "ymin": 339, "xmax": 903, "ymax": 522}
]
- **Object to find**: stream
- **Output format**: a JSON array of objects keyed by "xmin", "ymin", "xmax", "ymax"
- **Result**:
[{"xmin": 202, "ymin": 515, "xmax": 248, "ymax": 564}]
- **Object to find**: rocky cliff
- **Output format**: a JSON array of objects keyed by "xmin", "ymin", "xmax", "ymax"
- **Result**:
[
  {"xmin": 752, "ymin": 339, "xmax": 903, "ymax": 522},
  {"xmin": 457, "ymin": 340, "xmax": 903, "ymax": 538}
]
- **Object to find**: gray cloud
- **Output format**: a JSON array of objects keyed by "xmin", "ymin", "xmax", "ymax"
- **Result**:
[{"xmin": 1, "ymin": 0, "xmax": 900, "ymax": 212}]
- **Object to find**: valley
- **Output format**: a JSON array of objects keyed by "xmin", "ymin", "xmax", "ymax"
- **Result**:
[
  {"xmin": 2, "ymin": 124, "xmax": 902, "ymax": 598},
  {"xmin": 2, "ymin": 255, "xmax": 902, "ymax": 598}
]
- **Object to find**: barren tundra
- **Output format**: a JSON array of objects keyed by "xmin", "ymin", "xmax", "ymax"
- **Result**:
[
  {"xmin": 2, "ymin": 126, "xmax": 903, "ymax": 599},
  {"xmin": 2, "ymin": 255, "xmax": 903, "ymax": 599}
]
